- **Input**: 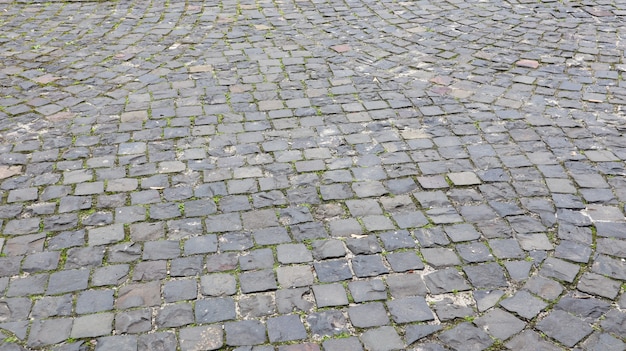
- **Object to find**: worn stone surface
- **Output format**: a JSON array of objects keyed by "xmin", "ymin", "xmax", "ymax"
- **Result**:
[{"xmin": 0, "ymin": 1, "xmax": 624, "ymax": 349}]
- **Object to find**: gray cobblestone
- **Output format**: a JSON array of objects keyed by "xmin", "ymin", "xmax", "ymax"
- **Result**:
[{"xmin": 1, "ymin": 1, "xmax": 625, "ymax": 349}]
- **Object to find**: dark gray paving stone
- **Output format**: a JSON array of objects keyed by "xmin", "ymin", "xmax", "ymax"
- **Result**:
[
  {"xmin": 577, "ymin": 272, "xmax": 621, "ymax": 299},
  {"xmin": 65, "ymin": 246, "xmax": 104, "ymax": 269},
  {"xmin": 555, "ymin": 294, "xmax": 610, "ymax": 321},
  {"xmin": 592, "ymin": 254, "xmax": 626, "ymax": 280},
  {"xmin": 499, "ymin": 290, "xmax": 548, "ymax": 320},
  {"xmin": 523, "ymin": 275, "xmax": 563, "ymax": 301},
  {"xmin": 88, "ymin": 224, "xmax": 125, "ymax": 246},
  {"xmin": 276, "ymin": 243, "xmax": 313, "ymax": 264},
  {"xmin": 536, "ymin": 310, "xmax": 593, "ymax": 347},
  {"xmin": 170, "ymin": 256, "xmax": 203, "ymax": 277},
  {"xmin": 47, "ymin": 230, "xmax": 85, "ymax": 250},
  {"xmin": 115, "ymin": 309, "xmax": 152, "ymax": 334},
  {"xmin": 456, "ymin": 243, "xmax": 494, "ymax": 263},
  {"xmin": 184, "ymin": 234, "xmax": 218, "ymax": 255},
  {"xmin": 0, "ymin": 320, "xmax": 28, "ymax": 341},
  {"xmin": 27, "ymin": 318, "xmax": 73, "ymax": 348},
  {"xmin": 433, "ymin": 297, "xmax": 474, "ymax": 321},
  {"xmin": 46, "ymin": 268, "xmax": 90, "ymax": 295},
  {"xmin": 348, "ymin": 302, "xmax": 390, "ymax": 328},
  {"xmin": 421, "ymin": 248, "xmax": 461, "ymax": 267},
  {"xmin": 352, "ymin": 254, "xmax": 389, "ymax": 277},
  {"xmin": 205, "ymin": 213, "xmax": 243, "ymax": 233},
  {"xmin": 4, "ymin": 234, "xmax": 45, "ymax": 256},
  {"xmin": 156, "ymin": 303, "xmax": 194, "ymax": 328},
  {"xmin": 128, "ymin": 222, "xmax": 164, "ymax": 242},
  {"xmin": 438, "ymin": 322, "xmax": 493, "ymax": 351},
  {"xmin": 328, "ymin": 218, "xmax": 363, "ymax": 237},
  {"xmin": 167, "ymin": 218, "xmax": 204, "ymax": 240},
  {"xmin": 240, "ymin": 269, "xmax": 277, "ymax": 293},
  {"xmin": 278, "ymin": 207, "xmax": 313, "ymax": 225},
  {"xmin": 405, "ymin": 324, "xmax": 442, "ymax": 346},
  {"xmin": 76, "ymin": 289, "xmax": 114, "ymax": 314},
  {"xmin": 205, "ymin": 252, "xmax": 239, "ymax": 272},
  {"xmin": 199, "ymin": 273, "xmax": 236, "ymax": 298},
  {"xmin": 312, "ymin": 283, "xmax": 349, "ymax": 307},
  {"xmin": 218, "ymin": 232, "xmax": 254, "ymax": 251},
  {"xmin": 556, "ymin": 209, "xmax": 592, "ymax": 226},
  {"xmin": 424, "ymin": 268, "xmax": 471, "ymax": 294},
  {"xmin": 184, "ymin": 199, "xmax": 217, "ymax": 217},
  {"xmin": 71, "ymin": 312, "xmax": 114, "ymax": 338},
  {"xmin": 426, "ymin": 207, "xmax": 463, "ymax": 224},
  {"xmin": 348, "ymin": 279, "xmax": 387, "ymax": 302},
  {"xmin": 508, "ymin": 216, "xmax": 547, "ymax": 234},
  {"xmin": 386, "ymin": 251, "xmax": 424, "ymax": 272},
  {"xmin": 0, "ymin": 257, "xmax": 23, "ymax": 278},
  {"xmin": 241, "ymin": 209, "xmax": 280, "ymax": 230},
  {"xmin": 239, "ymin": 293, "xmax": 276, "ymax": 318},
  {"xmin": 473, "ymin": 308, "xmax": 525, "ymax": 340},
  {"xmin": 163, "ymin": 279, "xmax": 197, "ymax": 302},
  {"xmin": 276, "ymin": 287, "xmax": 314, "ymax": 314},
  {"xmin": 516, "ymin": 233, "xmax": 553, "ymax": 251},
  {"xmin": 391, "ymin": 211, "xmax": 429, "ymax": 229},
  {"xmin": 82, "ymin": 211, "xmax": 114, "ymax": 226},
  {"xmin": 6, "ymin": 274, "xmax": 48, "ymax": 297},
  {"xmin": 132, "ymin": 260, "xmax": 167, "ymax": 281},
  {"xmin": 92, "ymin": 264, "xmax": 129, "ymax": 287},
  {"xmin": 314, "ymin": 259, "xmax": 353, "ymax": 282},
  {"xmin": 277, "ymin": 265, "xmax": 314, "ymax": 288},
  {"xmin": 346, "ymin": 236, "xmax": 382, "ymax": 255},
  {"xmin": 553, "ymin": 194, "xmax": 585, "ymax": 209},
  {"xmin": 378, "ymin": 230, "xmax": 416, "ymax": 250},
  {"xmin": 31, "ymin": 295, "xmax": 72, "ymax": 319},
  {"xmin": 267, "ymin": 314, "xmax": 307, "ymax": 343},
  {"xmin": 143, "ymin": 240, "xmax": 180, "ymax": 260},
  {"xmin": 580, "ymin": 332, "xmax": 626, "ymax": 351},
  {"xmin": 539, "ymin": 257, "xmax": 580, "ymax": 283},
  {"xmin": 557, "ymin": 223, "xmax": 592, "ymax": 244},
  {"xmin": 474, "ymin": 289, "xmax": 505, "ymax": 312},
  {"xmin": 116, "ymin": 281, "xmax": 161, "ymax": 309},
  {"xmin": 240, "ymin": 248, "xmax": 275, "ymax": 271},
  {"xmin": 346, "ymin": 199, "xmax": 383, "ymax": 217},
  {"xmin": 488, "ymin": 239, "xmax": 525, "ymax": 259},
  {"xmin": 311, "ymin": 239, "xmax": 345, "ymax": 259},
  {"xmin": 306, "ymin": 310, "xmax": 348, "ymax": 337},
  {"xmin": 360, "ymin": 326, "xmax": 404, "ymax": 351},
  {"xmin": 444, "ymin": 223, "xmax": 481, "ymax": 242},
  {"xmin": 600, "ymin": 309, "xmax": 626, "ymax": 336},
  {"xmin": 386, "ymin": 273, "xmax": 428, "ymax": 297},
  {"xmin": 595, "ymin": 222, "xmax": 626, "ymax": 239},
  {"xmin": 387, "ymin": 296, "xmax": 434, "ymax": 323},
  {"xmin": 252, "ymin": 226, "xmax": 292, "ymax": 245},
  {"xmin": 195, "ymin": 297, "xmax": 236, "ymax": 323},
  {"xmin": 463, "ymin": 262, "xmax": 508, "ymax": 289},
  {"xmin": 4, "ymin": 218, "xmax": 40, "ymax": 235}
]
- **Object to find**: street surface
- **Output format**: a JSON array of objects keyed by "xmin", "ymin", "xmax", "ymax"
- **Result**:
[{"xmin": 0, "ymin": 0, "xmax": 626, "ymax": 350}]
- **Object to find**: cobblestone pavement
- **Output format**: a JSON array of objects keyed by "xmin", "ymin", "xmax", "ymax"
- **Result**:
[{"xmin": 0, "ymin": 0, "xmax": 625, "ymax": 350}]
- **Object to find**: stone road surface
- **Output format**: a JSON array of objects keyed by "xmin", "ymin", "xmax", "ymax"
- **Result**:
[{"xmin": 1, "ymin": 0, "xmax": 626, "ymax": 350}]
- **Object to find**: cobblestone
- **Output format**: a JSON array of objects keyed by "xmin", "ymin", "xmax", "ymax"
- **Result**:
[{"xmin": 0, "ymin": 0, "xmax": 625, "ymax": 350}]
